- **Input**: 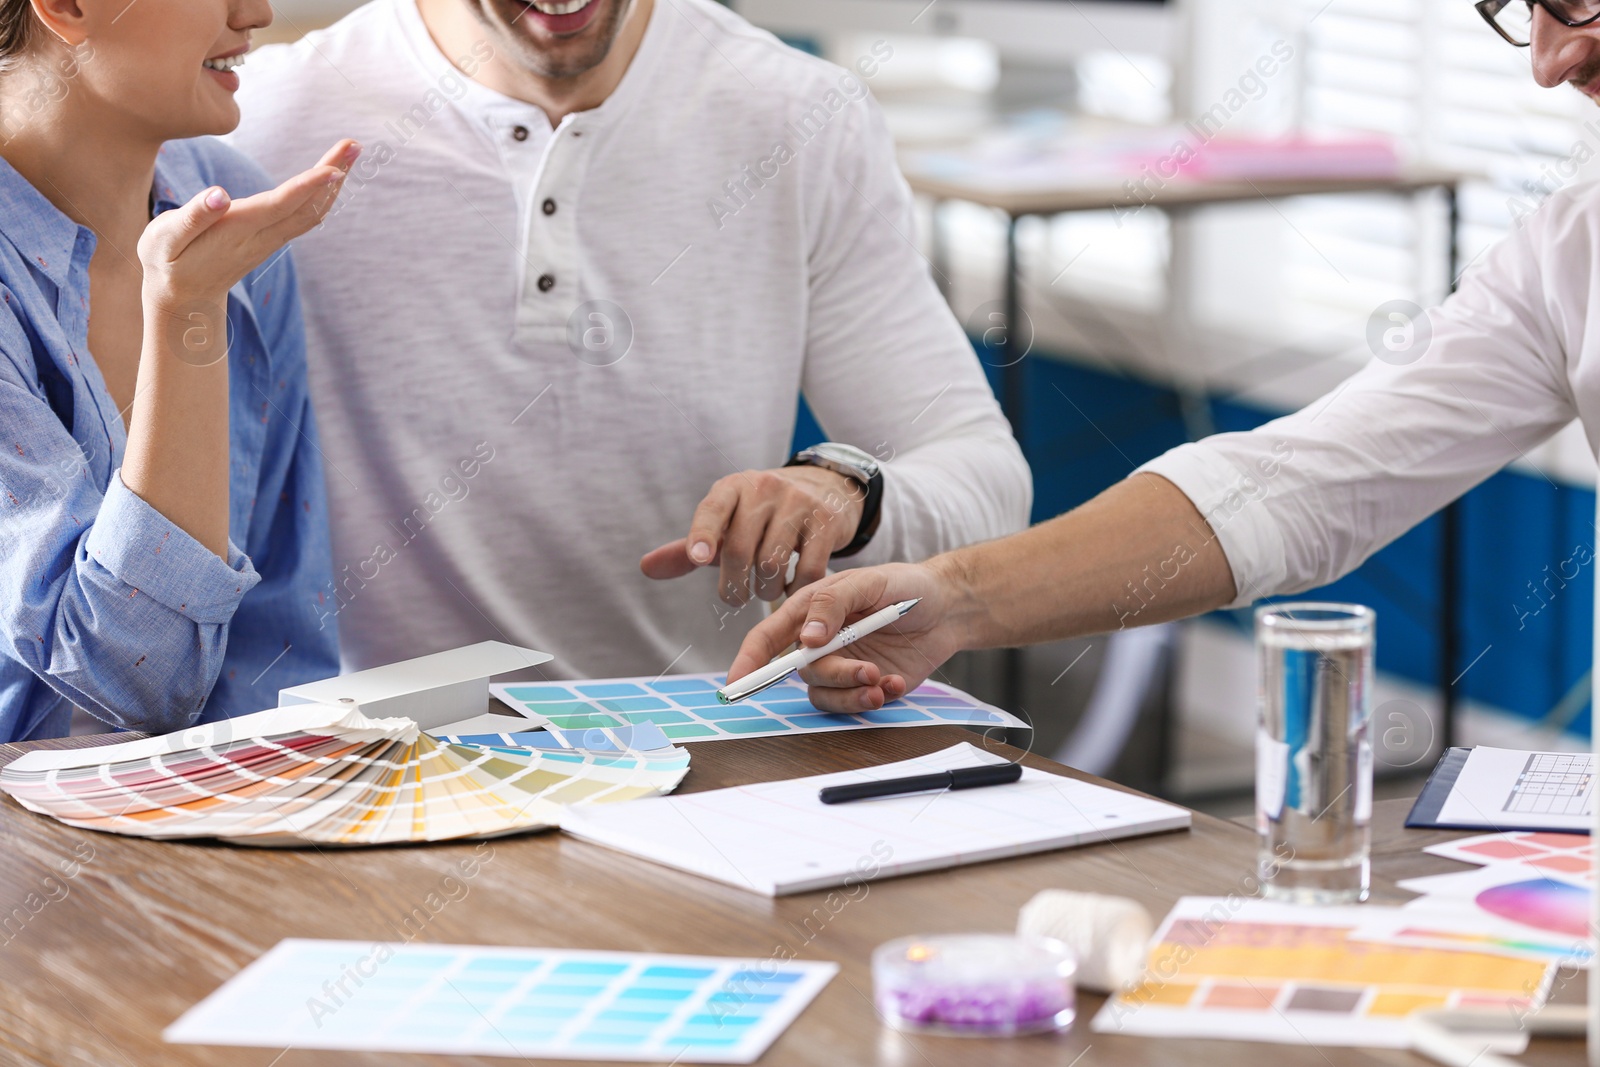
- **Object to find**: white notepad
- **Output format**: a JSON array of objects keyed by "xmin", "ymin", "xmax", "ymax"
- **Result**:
[{"xmin": 559, "ymin": 743, "xmax": 1191, "ymax": 895}]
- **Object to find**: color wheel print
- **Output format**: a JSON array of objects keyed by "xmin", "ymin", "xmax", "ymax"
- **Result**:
[{"xmin": 1476, "ymin": 878, "xmax": 1590, "ymax": 939}]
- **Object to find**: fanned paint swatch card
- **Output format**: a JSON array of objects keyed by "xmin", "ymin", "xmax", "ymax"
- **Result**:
[
  {"xmin": 491, "ymin": 672, "xmax": 1026, "ymax": 743},
  {"xmin": 0, "ymin": 704, "xmax": 688, "ymax": 846},
  {"xmin": 165, "ymin": 940, "xmax": 836, "ymax": 1062}
]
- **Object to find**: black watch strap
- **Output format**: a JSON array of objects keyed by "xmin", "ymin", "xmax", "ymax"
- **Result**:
[
  {"xmin": 784, "ymin": 453, "xmax": 884, "ymax": 558},
  {"xmin": 830, "ymin": 469, "xmax": 883, "ymax": 559},
  {"xmin": 838, "ymin": 470, "xmax": 889, "ymax": 559}
]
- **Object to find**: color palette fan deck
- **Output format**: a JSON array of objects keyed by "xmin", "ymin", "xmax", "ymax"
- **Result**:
[{"xmin": 0, "ymin": 704, "xmax": 688, "ymax": 846}]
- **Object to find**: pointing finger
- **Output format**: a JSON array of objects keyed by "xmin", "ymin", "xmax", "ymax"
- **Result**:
[{"xmin": 685, "ymin": 477, "xmax": 740, "ymax": 568}]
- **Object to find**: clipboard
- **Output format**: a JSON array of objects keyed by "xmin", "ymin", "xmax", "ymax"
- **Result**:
[
  {"xmin": 1404, "ymin": 747, "xmax": 1476, "ymax": 830},
  {"xmin": 1405, "ymin": 745, "xmax": 1592, "ymax": 834}
]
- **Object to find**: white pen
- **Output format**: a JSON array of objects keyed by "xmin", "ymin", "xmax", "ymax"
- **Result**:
[{"xmin": 717, "ymin": 598, "xmax": 922, "ymax": 704}]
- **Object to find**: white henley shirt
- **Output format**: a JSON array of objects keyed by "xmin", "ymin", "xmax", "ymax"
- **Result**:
[{"xmin": 231, "ymin": 0, "xmax": 1031, "ymax": 676}]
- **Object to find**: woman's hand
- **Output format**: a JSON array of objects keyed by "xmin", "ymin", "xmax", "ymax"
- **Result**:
[
  {"xmin": 725, "ymin": 561, "xmax": 971, "ymax": 712},
  {"xmin": 137, "ymin": 139, "xmax": 359, "ymax": 310},
  {"xmin": 121, "ymin": 139, "xmax": 359, "ymax": 559}
]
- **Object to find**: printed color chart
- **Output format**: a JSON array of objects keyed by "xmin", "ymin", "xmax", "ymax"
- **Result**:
[
  {"xmin": 1384, "ymin": 862, "xmax": 1595, "ymax": 961},
  {"xmin": 165, "ymin": 940, "xmax": 837, "ymax": 1062},
  {"xmin": 434, "ymin": 723, "xmax": 675, "ymax": 754},
  {"xmin": 491, "ymin": 672, "xmax": 1025, "ymax": 743},
  {"xmin": 1094, "ymin": 898, "xmax": 1552, "ymax": 1047},
  {"xmin": 1425, "ymin": 830, "xmax": 1594, "ymax": 887}
]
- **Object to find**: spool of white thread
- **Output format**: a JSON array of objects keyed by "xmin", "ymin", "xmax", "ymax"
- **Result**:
[{"xmin": 1016, "ymin": 890, "xmax": 1153, "ymax": 994}]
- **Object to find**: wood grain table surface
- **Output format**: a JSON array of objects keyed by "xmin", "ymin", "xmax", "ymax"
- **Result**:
[{"xmin": 0, "ymin": 724, "xmax": 1581, "ymax": 1067}]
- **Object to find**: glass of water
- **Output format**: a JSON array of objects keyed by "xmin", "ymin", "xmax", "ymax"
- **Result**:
[{"xmin": 1255, "ymin": 602, "xmax": 1374, "ymax": 905}]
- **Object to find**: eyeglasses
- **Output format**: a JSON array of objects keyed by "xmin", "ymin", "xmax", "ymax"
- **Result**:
[{"xmin": 1477, "ymin": 0, "xmax": 1600, "ymax": 46}]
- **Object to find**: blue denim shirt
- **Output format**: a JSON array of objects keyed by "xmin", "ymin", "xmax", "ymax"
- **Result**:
[{"xmin": 0, "ymin": 137, "xmax": 338, "ymax": 741}]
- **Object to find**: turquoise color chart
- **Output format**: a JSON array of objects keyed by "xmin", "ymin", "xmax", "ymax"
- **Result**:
[
  {"xmin": 489, "ymin": 672, "xmax": 1026, "ymax": 742},
  {"xmin": 432, "ymin": 722, "xmax": 675, "ymax": 753},
  {"xmin": 165, "ymin": 940, "xmax": 837, "ymax": 1062}
]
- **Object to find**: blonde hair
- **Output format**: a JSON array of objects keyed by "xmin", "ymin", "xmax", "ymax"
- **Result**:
[{"xmin": 0, "ymin": 3, "xmax": 36, "ymax": 73}]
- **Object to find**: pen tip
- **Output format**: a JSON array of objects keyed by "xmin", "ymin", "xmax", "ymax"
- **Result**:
[{"xmin": 715, "ymin": 691, "xmax": 732, "ymax": 705}]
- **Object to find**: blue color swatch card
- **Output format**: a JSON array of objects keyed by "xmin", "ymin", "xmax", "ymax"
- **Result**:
[
  {"xmin": 165, "ymin": 940, "xmax": 837, "ymax": 1062},
  {"xmin": 491, "ymin": 672, "xmax": 1026, "ymax": 743},
  {"xmin": 433, "ymin": 722, "xmax": 675, "ymax": 753}
]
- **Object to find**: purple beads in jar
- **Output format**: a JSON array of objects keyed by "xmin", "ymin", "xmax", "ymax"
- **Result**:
[{"xmin": 872, "ymin": 934, "xmax": 1076, "ymax": 1037}]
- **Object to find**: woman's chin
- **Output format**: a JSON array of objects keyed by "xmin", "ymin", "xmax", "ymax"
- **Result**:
[{"xmin": 168, "ymin": 99, "xmax": 242, "ymax": 141}]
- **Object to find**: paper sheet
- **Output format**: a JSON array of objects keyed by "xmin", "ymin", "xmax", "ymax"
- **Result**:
[
  {"xmin": 165, "ymin": 940, "xmax": 836, "ymax": 1062},
  {"xmin": 1435, "ymin": 748, "xmax": 1592, "ymax": 832},
  {"xmin": 1424, "ymin": 831, "xmax": 1593, "ymax": 888},
  {"xmin": 1093, "ymin": 898, "xmax": 1553, "ymax": 1048},
  {"xmin": 1355, "ymin": 897, "xmax": 1593, "ymax": 966},
  {"xmin": 1349, "ymin": 834, "xmax": 1595, "ymax": 965},
  {"xmin": 560, "ymin": 742, "xmax": 1190, "ymax": 895}
]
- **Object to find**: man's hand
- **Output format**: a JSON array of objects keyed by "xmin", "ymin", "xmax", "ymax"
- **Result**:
[
  {"xmin": 640, "ymin": 466, "xmax": 866, "ymax": 605},
  {"xmin": 725, "ymin": 562, "xmax": 967, "ymax": 712}
]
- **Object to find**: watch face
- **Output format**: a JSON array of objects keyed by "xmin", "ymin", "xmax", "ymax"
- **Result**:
[{"xmin": 810, "ymin": 443, "xmax": 880, "ymax": 479}]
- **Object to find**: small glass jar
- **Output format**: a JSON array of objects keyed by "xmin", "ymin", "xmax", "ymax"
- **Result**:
[{"xmin": 872, "ymin": 934, "xmax": 1076, "ymax": 1037}]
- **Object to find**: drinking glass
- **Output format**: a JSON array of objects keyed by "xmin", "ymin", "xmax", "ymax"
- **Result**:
[{"xmin": 1255, "ymin": 602, "xmax": 1374, "ymax": 904}]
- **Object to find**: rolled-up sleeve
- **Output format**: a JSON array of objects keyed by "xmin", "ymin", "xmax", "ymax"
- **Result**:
[
  {"xmin": 0, "ymin": 368, "xmax": 260, "ymax": 734},
  {"xmin": 84, "ymin": 474, "xmax": 258, "ymax": 622}
]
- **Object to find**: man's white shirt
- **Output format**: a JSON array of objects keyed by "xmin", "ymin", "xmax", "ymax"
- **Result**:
[
  {"xmin": 1142, "ymin": 184, "xmax": 1600, "ymax": 613},
  {"xmin": 231, "ymin": 0, "xmax": 1030, "ymax": 675}
]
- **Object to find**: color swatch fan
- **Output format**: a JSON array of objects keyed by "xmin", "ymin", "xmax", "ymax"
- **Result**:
[{"xmin": 0, "ymin": 704, "xmax": 689, "ymax": 846}]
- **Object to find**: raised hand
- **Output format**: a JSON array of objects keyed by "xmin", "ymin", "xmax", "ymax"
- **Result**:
[
  {"xmin": 121, "ymin": 140, "xmax": 359, "ymax": 559},
  {"xmin": 138, "ymin": 139, "xmax": 359, "ymax": 310}
]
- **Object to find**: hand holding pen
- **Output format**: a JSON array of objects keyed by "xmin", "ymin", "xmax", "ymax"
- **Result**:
[
  {"xmin": 724, "ymin": 562, "xmax": 965, "ymax": 712},
  {"xmin": 718, "ymin": 597, "xmax": 922, "ymax": 703}
]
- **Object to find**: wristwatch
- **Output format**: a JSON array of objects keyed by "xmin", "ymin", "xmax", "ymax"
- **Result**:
[{"xmin": 785, "ymin": 442, "xmax": 884, "ymax": 558}]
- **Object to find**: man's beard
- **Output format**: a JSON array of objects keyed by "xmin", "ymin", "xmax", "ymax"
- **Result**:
[
  {"xmin": 473, "ymin": 0, "xmax": 632, "ymax": 81},
  {"xmin": 1571, "ymin": 55, "xmax": 1600, "ymax": 98}
]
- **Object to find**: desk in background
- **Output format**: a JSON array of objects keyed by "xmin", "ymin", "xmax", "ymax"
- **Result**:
[
  {"xmin": 0, "ymin": 721, "xmax": 1581, "ymax": 1066},
  {"xmin": 904, "ymin": 160, "xmax": 1471, "ymax": 758}
]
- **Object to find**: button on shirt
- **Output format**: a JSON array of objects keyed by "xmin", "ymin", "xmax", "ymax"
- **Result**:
[
  {"xmin": 231, "ymin": 0, "xmax": 1031, "ymax": 677},
  {"xmin": 0, "ymin": 140, "xmax": 338, "ymax": 741},
  {"xmin": 1141, "ymin": 184, "xmax": 1600, "ymax": 609}
]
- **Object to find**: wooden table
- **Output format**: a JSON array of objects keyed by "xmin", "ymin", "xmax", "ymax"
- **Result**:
[{"xmin": 0, "ymin": 726, "xmax": 1581, "ymax": 1066}]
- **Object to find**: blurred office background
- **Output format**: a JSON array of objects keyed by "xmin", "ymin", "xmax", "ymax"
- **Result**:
[{"xmin": 266, "ymin": 0, "xmax": 1599, "ymax": 814}]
